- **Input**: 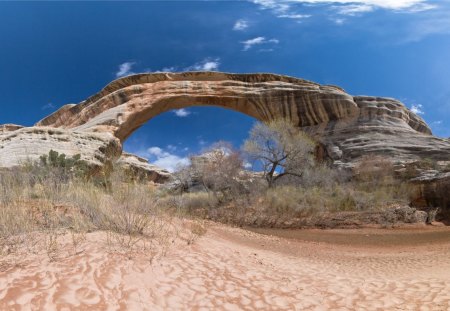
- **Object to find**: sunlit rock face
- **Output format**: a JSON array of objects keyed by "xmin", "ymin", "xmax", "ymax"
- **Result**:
[
  {"xmin": 0, "ymin": 127, "xmax": 121, "ymax": 168},
  {"xmin": 35, "ymin": 72, "xmax": 447, "ymax": 164},
  {"xmin": 1, "ymin": 72, "xmax": 449, "ymax": 211},
  {"xmin": 118, "ymin": 152, "xmax": 171, "ymax": 183}
]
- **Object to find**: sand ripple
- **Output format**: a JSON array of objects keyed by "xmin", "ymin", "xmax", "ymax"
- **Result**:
[{"xmin": 0, "ymin": 226, "xmax": 449, "ymax": 310}]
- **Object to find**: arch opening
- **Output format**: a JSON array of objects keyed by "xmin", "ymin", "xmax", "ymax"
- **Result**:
[{"xmin": 122, "ymin": 106, "xmax": 257, "ymax": 172}]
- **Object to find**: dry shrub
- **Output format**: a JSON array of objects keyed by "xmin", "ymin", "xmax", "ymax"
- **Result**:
[
  {"xmin": 352, "ymin": 154, "xmax": 413, "ymax": 208},
  {"xmin": 354, "ymin": 155, "xmax": 395, "ymax": 187},
  {"xmin": 185, "ymin": 219, "xmax": 208, "ymax": 245},
  {"xmin": 261, "ymin": 185, "xmax": 358, "ymax": 217},
  {"xmin": 0, "ymin": 163, "xmax": 183, "ymax": 259},
  {"xmin": 0, "ymin": 204, "xmax": 36, "ymax": 255},
  {"xmin": 158, "ymin": 192, "xmax": 218, "ymax": 215},
  {"xmin": 171, "ymin": 142, "xmax": 248, "ymax": 203},
  {"xmin": 242, "ymin": 179, "xmax": 413, "ymax": 224}
]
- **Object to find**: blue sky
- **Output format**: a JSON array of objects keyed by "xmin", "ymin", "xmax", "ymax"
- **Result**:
[{"xmin": 0, "ymin": 0, "xmax": 449, "ymax": 171}]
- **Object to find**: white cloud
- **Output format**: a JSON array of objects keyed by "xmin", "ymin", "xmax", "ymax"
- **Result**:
[
  {"xmin": 432, "ymin": 120, "xmax": 442, "ymax": 125},
  {"xmin": 403, "ymin": 3, "xmax": 437, "ymax": 12},
  {"xmin": 233, "ymin": 19, "xmax": 249, "ymax": 30},
  {"xmin": 252, "ymin": 0, "xmax": 290, "ymax": 13},
  {"xmin": 242, "ymin": 36, "xmax": 265, "ymax": 49},
  {"xmin": 241, "ymin": 37, "xmax": 279, "ymax": 51},
  {"xmin": 147, "ymin": 146, "xmax": 164, "ymax": 157},
  {"xmin": 116, "ymin": 61, "xmax": 135, "ymax": 78},
  {"xmin": 146, "ymin": 146, "xmax": 190, "ymax": 172},
  {"xmin": 336, "ymin": 4, "xmax": 374, "ymax": 15},
  {"xmin": 161, "ymin": 66, "xmax": 177, "ymax": 72},
  {"xmin": 251, "ymin": 0, "xmax": 436, "ymax": 23},
  {"xmin": 243, "ymin": 162, "xmax": 253, "ymax": 169},
  {"xmin": 251, "ymin": 1, "xmax": 445, "ymax": 43},
  {"xmin": 173, "ymin": 108, "xmax": 191, "ymax": 117},
  {"xmin": 156, "ymin": 58, "xmax": 220, "ymax": 72},
  {"xmin": 185, "ymin": 58, "xmax": 220, "ymax": 71},
  {"xmin": 333, "ymin": 18, "xmax": 346, "ymax": 25},
  {"xmin": 252, "ymin": 0, "xmax": 434, "ymax": 11},
  {"xmin": 411, "ymin": 104, "xmax": 425, "ymax": 115},
  {"xmin": 277, "ymin": 13, "xmax": 311, "ymax": 19}
]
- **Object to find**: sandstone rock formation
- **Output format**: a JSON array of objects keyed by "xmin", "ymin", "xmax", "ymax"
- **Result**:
[
  {"xmin": 35, "ymin": 72, "xmax": 448, "ymax": 164},
  {"xmin": 1, "ymin": 71, "xmax": 449, "ymax": 211},
  {"xmin": 118, "ymin": 152, "xmax": 171, "ymax": 183},
  {"xmin": 0, "ymin": 126, "xmax": 121, "ymax": 168},
  {"xmin": 411, "ymin": 171, "xmax": 450, "ymax": 223}
]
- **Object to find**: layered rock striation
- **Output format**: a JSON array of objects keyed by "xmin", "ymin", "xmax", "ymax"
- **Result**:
[
  {"xmin": 0, "ymin": 126, "xmax": 121, "ymax": 168},
  {"xmin": 118, "ymin": 152, "xmax": 171, "ymax": 183},
  {"xmin": 35, "ymin": 72, "xmax": 448, "ymax": 164},
  {"xmin": 1, "ymin": 71, "xmax": 449, "ymax": 208}
]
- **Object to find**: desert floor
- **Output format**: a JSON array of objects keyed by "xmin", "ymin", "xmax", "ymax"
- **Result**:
[{"xmin": 0, "ymin": 223, "xmax": 449, "ymax": 310}]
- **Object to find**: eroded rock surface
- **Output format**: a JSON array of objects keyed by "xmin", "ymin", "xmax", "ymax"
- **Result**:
[
  {"xmin": 0, "ymin": 127, "xmax": 121, "ymax": 168},
  {"xmin": 34, "ymin": 72, "xmax": 448, "ymax": 165},
  {"xmin": 1, "ymin": 72, "xmax": 449, "ymax": 212},
  {"xmin": 118, "ymin": 152, "xmax": 171, "ymax": 183},
  {"xmin": 411, "ymin": 171, "xmax": 450, "ymax": 223}
]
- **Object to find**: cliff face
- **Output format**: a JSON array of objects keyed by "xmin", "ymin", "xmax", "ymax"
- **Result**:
[
  {"xmin": 1, "ymin": 71, "xmax": 449, "ymax": 210},
  {"xmin": 0, "ymin": 127, "xmax": 121, "ymax": 168}
]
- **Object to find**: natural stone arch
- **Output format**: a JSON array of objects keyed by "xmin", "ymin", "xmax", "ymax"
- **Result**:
[
  {"xmin": 36, "ymin": 72, "xmax": 364, "ymax": 144},
  {"xmin": 2, "ymin": 71, "xmax": 449, "ymax": 218},
  {"xmin": 34, "ymin": 71, "xmax": 447, "ymax": 166}
]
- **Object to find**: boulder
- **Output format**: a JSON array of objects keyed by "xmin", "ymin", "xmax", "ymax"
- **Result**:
[{"xmin": 117, "ymin": 152, "xmax": 171, "ymax": 183}]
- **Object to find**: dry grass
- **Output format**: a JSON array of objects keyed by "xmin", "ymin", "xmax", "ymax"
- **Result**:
[
  {"xmin": 0, "ymin": 150, "xmax": 418, "ymax": 258},
  {"xmin": 259, "ymin": 182, "xmax": 412, "ymax": 218},
  {"xmin": 157, "ymin": 192, "xmax": 219, "ymax": 216},
  {"xmin": 0, "ymin": 165, "xmax": 205, "ymax": 261}
]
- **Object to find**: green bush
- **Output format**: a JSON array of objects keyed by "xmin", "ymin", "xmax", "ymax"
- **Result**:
[{"xmin": 39, "ymin": 150, "xmax": 90, "ymax": 179}]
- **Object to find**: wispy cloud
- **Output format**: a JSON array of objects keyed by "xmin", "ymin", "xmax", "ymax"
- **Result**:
[
  {"xmin": 336, "ymin": 4, "xmax": 374, "ymax": 15},
  {"xmin": 251, "ymin": 0, "xmax": 445, "ymax": 43},
  {"xmin": 41, "ymin": 102, "xmax": 55, "ymax": 110},
  {"xmin": 277, "ymin": 13, "xmax": 311, "ymax": 19},
  {"xmin": 402, "ymin": 10, "xmax": 450, "ymax": 42},
  {"xmin": 184, "ymin": 58, "xmax": 220, "ymax": 71},
  {"xmin": 411, "ymin": 104, "xmax": 425, "ymax": 115},
  {"xmin": 152, "ymin": 58, "xmax": 221, "ymax": 73},
  {"xmin": 116, "ymin": 61, "xmax": 135, "ymax": 78},
  {"xmin": 173, "ymin": 108, "xmax": 191, "ymax": 117},
  {"xmin": 332, "ymin": 17, "xmax": 346, "ymax": 25},
  {"xmin": 241, "ymin": 37, "xmax": 279, "ymax": 51},
  {"xmin": 252, "ymin": 0, "xmax": 435, "ymax": 12},
  {"xmin": 233, "ymin": 19, "xmax": 249, "ymax": 30},
  {"xmin": 252, "ymin": 0, "xmax": 290, "ymax": 13},
  {"xmin": 160, "ymin": 66, "xmax": 177, "ymax": 72}
]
